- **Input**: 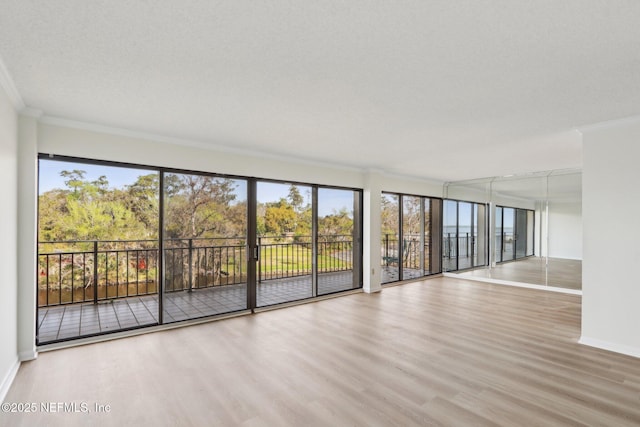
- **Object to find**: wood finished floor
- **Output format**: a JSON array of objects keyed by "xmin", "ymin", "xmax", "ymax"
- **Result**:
[
  {"xmin": 458, "ymin": 257, "xmax": 582, "ymax": 290},
  {"xmin": 3, "ymin": 277, "xmax": 640, "ymax": 426}
]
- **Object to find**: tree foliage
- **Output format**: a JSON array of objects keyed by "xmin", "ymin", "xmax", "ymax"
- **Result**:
[
  {"xmin": 39, "ymin": 170, "xmax": 155, "ymax": 244},
  {"xmin": 39, "ymin": 174, "xmax": 355, "ymax": 246},
  {"xmin": 164, "ymin": 174, "xmax": 241, "ymax": 239}
]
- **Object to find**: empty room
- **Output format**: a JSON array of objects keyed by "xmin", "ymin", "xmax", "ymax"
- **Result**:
[{"xmin": 1, "ymin": 1, "xmax": 640, "ymax": 426}]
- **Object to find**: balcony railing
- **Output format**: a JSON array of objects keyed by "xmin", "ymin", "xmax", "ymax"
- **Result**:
[
  {"xmin": 38, "ymin": 235, "xmax": 354, "ymax": 308},
  {"xmin": 380, "ymin": 234, "xmax": 429, "ymax": 270},
  {"xmin": 443, "ymin": 232, "xmax": 477, "ymax": 260}
]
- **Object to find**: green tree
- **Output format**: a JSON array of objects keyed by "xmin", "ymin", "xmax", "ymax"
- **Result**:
[
  {"xmin": 164, "ymin": 175, "xmax": 239, "ymax": 239},
  {"xmin": 125, "ymin": 173, "xmax": 159, "ymax": 235},
  {"xmin": 318, "ymin": 208, "xmax": 353, "ymax": 239},
  {"xmin": 38, "ymin": 169, "xmax": 153, "ymax": 244},
  {"xmin": 288, "ymin": 185, "xmax": 304, "ymax": 213},
  {"xmin": 263, "ymin": 198, "xmax": 296, "ymax": 236},
  {"xmin": 381, "ymin": 195, "xmax": 399, "ymax": 237}
]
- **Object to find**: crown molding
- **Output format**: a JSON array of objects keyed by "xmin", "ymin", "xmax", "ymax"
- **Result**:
[
  {"xmin": 39, "ymin": 114, "xmax": 366, "ymax": 174},
  {"xmin": 0, "ymin": 53, "xmax": 25, "ymax": 110}
]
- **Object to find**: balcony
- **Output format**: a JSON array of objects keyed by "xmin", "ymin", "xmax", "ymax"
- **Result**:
[
  {"xmin": 37, "ymin": 235, "xmax": 358, "ymax": 343},
  {"xmin": 380, "ymin": 233, "xmax": 433, "ymax": 282}
]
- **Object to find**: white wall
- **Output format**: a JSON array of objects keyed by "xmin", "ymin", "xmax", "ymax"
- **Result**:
[
  {"xmin": 581, "ymin": 118, "xmax": 640, "ymax": 357},
  {"xmin": 17, "ymin": 115, "xmax": 38, "ymax": 361},
  {"xmin": 547, "ymin": 201, "xmax": 582, "ymax": 259},
  {"xmin": 0, "ymin": 84, "xmax": 19, "ymax": 401},
  {"xmin": 38, "ymin": 120, "xmax": 366, "ymax": 189},
  {"xmin": 14, "ymin": 119, "xmax": 450, "ymax": 349}
]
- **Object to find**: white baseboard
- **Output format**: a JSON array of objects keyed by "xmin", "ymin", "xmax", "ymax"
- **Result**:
[
  {"xmin": 0, "ymin": 358, "xmax": 20, "ymax": 403},
  {"xmin": 579, "ymin": 336, "xmax": 640, "ymax": 359}
]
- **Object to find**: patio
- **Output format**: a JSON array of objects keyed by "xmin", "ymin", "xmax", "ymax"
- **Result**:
[{"xmin": 37, "ymin": 271, "xmax": 357, "ymax": 344}]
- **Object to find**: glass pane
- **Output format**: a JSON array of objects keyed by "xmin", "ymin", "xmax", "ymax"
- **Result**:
[
  {"xmin": 256, "ymin": 182, "xmax": 312, "ymax": 306},
  {"xmin": 442, "ymin": 200, "xmax": 458, "ymax": 271},
  {"xmin": 317, "ymin": 188, "xmax": 360, "ymax": 294},
  {"xmin": 402, "ymin": 196, "xmax": 422, "ymax": 279},
  {"xmin": 381, "ymin": 193, "xmax": 400, "ymax": 283},
  {"xmin": 502, "ymin": 208, "xmax": 515, "ymax": 261},
  {"xmin": 515, "ymin": 209, "xmax": 528, "ymax": 259},
  {"xmin": 526, "ymin": 210, "xmax": 535, "ymax": 256},
  {"xmin": 457, "ymin": 202, "xmax": 473, "ymax": 270},
  {"xmin": 423, "ymin": 198, "xmax": 432, "ymax": 274},
  {"xmin": 37, "ymin": 159, "xmax": 159, "ymax": 343},
  {"xmin": 430, "ymin": 198, "xmax": 443, "ymax": 274},
  {"xmin": 495, "ymin": 207, "xmax": 503, "ymax": 263},
  {"xmin": 163, "ymin": 173, "xmax": 248, "ymax": 322},
  {"xmin": 474, "ymin": 203, "xmax": 487, "ymax": 267}
]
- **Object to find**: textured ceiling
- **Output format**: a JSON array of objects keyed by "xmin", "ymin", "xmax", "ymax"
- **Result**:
[{"xmin": 1, "ymin": 1, "xmax": 639, "ymax": 181}]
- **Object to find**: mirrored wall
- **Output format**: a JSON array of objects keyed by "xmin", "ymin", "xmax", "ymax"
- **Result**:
[{"xmin": 444, "ymin": 169, "xmax": 582, "ymax": 291}]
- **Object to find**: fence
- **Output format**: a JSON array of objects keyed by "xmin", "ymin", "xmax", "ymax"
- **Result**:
[
  {"xmin": 38, "ymin": 235, "xmax": 354, "ymax": 307},
  {"xmin": 380, "ymin": 234, "xmax": 429, "ymax": 271}
]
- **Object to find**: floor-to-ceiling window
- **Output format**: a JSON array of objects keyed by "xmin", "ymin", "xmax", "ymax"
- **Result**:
[
  {"xmin": 37, "ymin": 159, "xmax": 160, "ymax": 342},
  {"xmin": 443, "ymin": 199, "xmax": 488, "ymax": 272},
  {"xmin": 381, "ymin": 193, "xmax": 400, "ymax": 284},
  {"xmin": 495, "ymin": 206, "xmax": 535, "ymax": 263},
  {"xmin": 381, "ymin": 192, "xmax": 441, "ymax": 284},
  {"xmin": 37, "ymin": 155, "xmax": 363, "ymax": 344},
  {"xmin": 162, "ymin": 173, "xmax": 248, "ymax": 322},
  {"xmin": 255, "ymin": 181, "xmax": 313, "ymax": 306},
  {"xmin": 317, "ymin": 187, "xmax": 362, "ymax": 295}
]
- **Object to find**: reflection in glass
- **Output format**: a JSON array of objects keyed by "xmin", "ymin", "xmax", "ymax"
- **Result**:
[
  {"xmin": 515, "ymin": 208, "xmax": 528, "ymax": 259},
  {"xmin": 502, "ymin": 207, "xmax": 515, "ymax": 261},
  {"xmin": 443, "ymin": 200, "xmax": 458, "ymax": 272},
  {"xmin": 526, "ymin": 210, "xmax": 535, "ymax": 256},
  {"xmin": 443, "ymin": 199, "xmax": 488, "ymax": 272},
  {"xmin": 448, "ymin": 170, "xmax": 582, "ymax": 290},
  {"xmin": 457, "ymin": 202, "xmax": 473, "ymax": 270},
  {"xmin": 495, "ymin": 207, "xmax": 503, "ymax": 263},
  {"xmin": 475, "ymin": 203, "xmax": 488, "ymax": 267}
]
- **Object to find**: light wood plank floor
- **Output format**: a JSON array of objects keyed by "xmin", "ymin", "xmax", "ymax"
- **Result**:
[
  {"xmin": 3, "ymin": 277, "xmax": 639, "ymax": 426},
  {"xmin": 457, "ymin": 257, "xmax": 582, "ymax": 290}
]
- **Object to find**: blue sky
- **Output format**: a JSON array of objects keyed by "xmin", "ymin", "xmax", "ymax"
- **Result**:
[{"xmin": 39, "ymin": 159, "xmax": 354, "ymax": 217}]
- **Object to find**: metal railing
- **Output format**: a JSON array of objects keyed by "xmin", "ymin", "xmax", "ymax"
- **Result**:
[
  {"xmin": 380, "ymin": 234, "xmax": 428, "ymax": 270},
  {"xmin": 443, "ymin": 233, "xmax": 477, "ymax": 260},
  {"xmin": 38, "ymin": 235, "xmax": 354, "ymax": 307}
]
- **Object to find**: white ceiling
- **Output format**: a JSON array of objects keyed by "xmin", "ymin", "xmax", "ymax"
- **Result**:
[
  {"xmin": 1, "ymin": 1, "xmax": 639, "ymax": 182},
  {"xmin": 448, "ymin": 170, "xmax": 582, "ymax": 203}
]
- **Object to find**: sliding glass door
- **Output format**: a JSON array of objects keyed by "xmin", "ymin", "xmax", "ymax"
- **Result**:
[
  {"xmin": 381, "ymin": 193, "xmax": 400, "ymax": 283},
  {"xmin": 162, "ymin": 173, "xmax": 248, "ymax": 322},
  {"xmin": 443, "ymin": 199, "xmax": 488, "ymax": 272},
  {"xmin": 457, "ymin": 202, "xmax": 473, "ymax": 270},
  {"xmin": 515, "ymin": 208, "xmax": 528, "ymax": 259},
  {"xmin": 381, "ymin": 193, "xmax": 441, "ymax": 283},
  {"xmin": 255, "ymin": 181, "xmax": 313, "ymax": 306},
  {"xmin": 496, "ymin": 205, "xmax": 535, "ymax": 263},
  {"xmin": 37, "ymin": 155, "xmax": 363, "ymax": 344},
  {"xmin": 317, "ymin": 188, "xmax": 362, "ymax": 294},
  {"xmin": 37, "ymin": 159, "xmax": 160, "ymax": 342},
  {"xmin": 443, "ymin": 200, "xmax": 458, "ymax": 272}
]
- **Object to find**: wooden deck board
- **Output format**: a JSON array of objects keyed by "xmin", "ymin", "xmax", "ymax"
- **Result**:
[{"xmin": 37, "ymin": 271, "xmax": 357, "ymax": 343}]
